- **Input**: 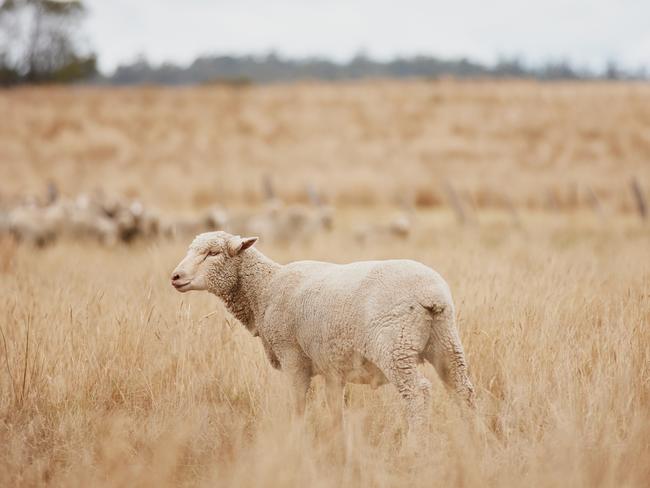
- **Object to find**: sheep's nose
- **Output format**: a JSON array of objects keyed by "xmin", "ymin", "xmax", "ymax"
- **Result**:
[{"xmin": 171, "ymin": 271, "xmax": 189, "ymax": 290}]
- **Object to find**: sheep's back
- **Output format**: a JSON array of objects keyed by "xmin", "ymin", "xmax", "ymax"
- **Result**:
[{"xmin": 267, "ymin": 259, "xmax": 451, "ymax": 375}]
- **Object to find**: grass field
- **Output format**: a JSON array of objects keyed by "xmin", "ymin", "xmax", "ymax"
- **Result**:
[
  {"xmin": 2, "ymin": 81, "xmax": 650, "ymax": 212},
  {"xmin": 0, "ymin": 81, "xmax": 649, "ymax": 487}
]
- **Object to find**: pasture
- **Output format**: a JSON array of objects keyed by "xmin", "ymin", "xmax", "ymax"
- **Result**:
[{"xmin": 0, "ymin": 81, "xmax": 649, "ymax": 487}]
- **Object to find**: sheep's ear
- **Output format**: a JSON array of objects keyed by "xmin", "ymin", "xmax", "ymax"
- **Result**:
[
  {"xmin": 239, "ymin": 236, "xmax": 258, "ymax": 252},
  {"xmin": 229, "ymin": 236, "xmax": 258, "ymax": 255}
]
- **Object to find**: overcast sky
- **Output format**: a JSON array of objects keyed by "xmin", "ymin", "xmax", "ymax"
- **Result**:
[{"xmin": 85, "ymin": 0, "xmax": 650, "ymax": 74}]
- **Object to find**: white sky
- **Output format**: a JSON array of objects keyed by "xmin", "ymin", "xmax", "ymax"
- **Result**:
[{"xmin": 85, "ymin": 0, "xmax": 650, "ymax": 74}]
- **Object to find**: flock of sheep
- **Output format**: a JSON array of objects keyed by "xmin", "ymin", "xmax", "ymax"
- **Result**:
[
  {"xmin": 0, "ymin": 179, "xmax": 475, "ymax": 442},
  {"xmin": 0, "ymin": 181, "xmax": 415, "ymax": 247},
  {"xmin": 0, "ymin": 187, "xmax": 160, "ymax": 247}
]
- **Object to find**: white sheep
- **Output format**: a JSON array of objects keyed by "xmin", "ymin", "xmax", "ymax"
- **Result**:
[
  {"xmin": 234, "ymin": 203, "xmax": 332, "ymax": 244},
  {"xmin": 354, "ymin": 212, "xmax": 412, "ymax": 244},
  {"xmin": 354, "ymin": 196, "xmax": 416, "ymax": 244},
  {"xmin": 167, "ymin": 206, "xmax": 230, "ymax": 239},
  {"xmin": 226, "ymin": 179, "xmax": 333, "ymax": 244},
  {"xmin": 7, "ymin": 202, "xmax": 59, "ymax": 246},
  {"xmin": 171, "ymin": 231, "xmax": 475, "ymax": 436}
]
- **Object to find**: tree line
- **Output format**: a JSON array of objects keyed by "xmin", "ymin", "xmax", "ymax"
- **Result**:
[
  {"xmin": 103, "ymin": 54, "xmax": 645, "ymax": 86},
  {"xmin": 1, "ymin": 0, "xmax": 647, "ymax": 86}
]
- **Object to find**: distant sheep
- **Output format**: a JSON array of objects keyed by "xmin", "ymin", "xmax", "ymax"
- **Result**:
[
  {"xmin": 228, "ymin": 177, "xmax": 333, "ymax": 244},
  {"xmin": 354, "ymin": 196, "xmax": 416, "ymax": 244},
  {"xmin": 3, "ymin": 192, "xmax": 164, "ymax": 246},
  {"xmin": 171, "ymin": 231, "xmax": 475, "ymax": 436},
  {"xmin": 7, "ymin": 203, "xmax": 58, "ymax": 247},
  {"xmin": 354, "ymin": 212, "xmax": 412, "ymax": 243},
  {"xmin": 234, "ymin": 203, "xmax": 332, "ymax": 244},
  {"xmin": 167, "ymin": 205, "xmax": 229, "ymax": 238}
]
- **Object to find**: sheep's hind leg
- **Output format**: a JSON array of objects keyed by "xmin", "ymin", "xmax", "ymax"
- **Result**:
[
  {"xmin": 378, "ymin": 350, "xmax": 432, "ymax": 443},
  {"xmin": 424, "ymin": 320, "xmax": 475, "ymax": 409}
]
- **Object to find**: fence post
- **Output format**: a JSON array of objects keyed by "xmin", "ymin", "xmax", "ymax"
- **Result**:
[
  {"xmin": 262, "ymin": 174, "xmax": 275, "ymax": 201},
  {"xmin": 585, "ymin": 185, "xmax": 605, "ymax": 219},
  {"xmin": 504, "ymin": 195, "xmax": 521, "ymax": 227},
  {"xmin": 443, "ymin": 182, "xmax": 468, "ymax": 224},
  {"xmin": 630, "ymin": 177, "xmax": 647, "ymax": 220}
]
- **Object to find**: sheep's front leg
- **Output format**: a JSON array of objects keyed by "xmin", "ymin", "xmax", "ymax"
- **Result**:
[
  {"xmin": 281, "ymin": 351, "xmax": 312, "ymax": 416},
  {"xmin": 325, "ymin": 378, "xmax": 353, "ymax": 459},
  {"xmin": 290, "ymin": 368, "xmax": 311, "ymax": 416},
  {"xmin": 324, "ymin": 377, "xmax": 344, "ymax": 424}
]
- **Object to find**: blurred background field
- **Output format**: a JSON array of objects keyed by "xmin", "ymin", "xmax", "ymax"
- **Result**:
[{"xmin": 2, "ymin": 80, "xmax": 650, "ymax": 214}]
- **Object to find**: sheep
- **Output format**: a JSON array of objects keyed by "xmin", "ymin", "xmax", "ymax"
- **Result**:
[
  {"xmin": 77, "ymin": 194, "xmax": 161, "ymax": 243},
  {"xmin": 59, "ymin": 196, "xmax": 119, "ymax": 245},
  {"xmin": 233, "ymin": 203, "xmax": 332, "ymax": 244},
  {"xmin": 353, "ymin": 212, "xmax": 412, "ymax": 244},
  {"xmin": 226, "ymin": 177, "xmax": 333, "ymax": 244},
  {"xmin": 354, "ymin": 197, "xmax": 416, "ymax": 244},
  {"xmin": 171, "ymin": 231, "xmax": 475, "ymax": 438},
  {"xmin": 7, "ymin": 202, "xmax": 58, "ymax": 246},
  {"xmin": 3, "ymin": 190, "xmax": 170, "ymax": 246},
  {"xmin": 167, "ymin": 205, "xmax": 230, "ymax": 239},
  {"xmin": 352, "ymin": 212, "xmax": 414, "ymax": 244},
  {"xmin": 0, "ymin": 210, "xmax": 9, "ymax": 237}
]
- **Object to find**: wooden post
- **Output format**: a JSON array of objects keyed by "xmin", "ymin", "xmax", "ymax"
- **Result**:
[
  {"xmin": 545, "ymin": 188, "xmax": 559, "ymax": 212},
  {"xmin": 504, "ymin": 195, "xmax": 521, "ymax": 228},
  {"xmin": 262, "ymin": 174, "xmax": 275, "ymax": 201},
  {"xmin": 585, "ymin": 185, "xmax": 605, "ymax": 219},
  {"xmin": 630, "ymin": 177, "xmax": 647, "ymax": 220},
  {"xmin": 568, "ymin": 181, "xmax": 578, "ymax": 209},
  {"xmin": 306, "ymin": 184, "xmax": 322, "ymax": 206},
  {"xmin": 444, "ymin": 182, "xmax": 468, "ymax": 224}
]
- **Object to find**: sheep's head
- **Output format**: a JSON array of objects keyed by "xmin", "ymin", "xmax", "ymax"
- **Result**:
[{"xmin": 171, "ymin": 231, "xmax": 258, "ymax": 294}]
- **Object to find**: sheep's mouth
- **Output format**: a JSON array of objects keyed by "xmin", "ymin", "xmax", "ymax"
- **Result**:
[{"xmin": 172, "ymin": 280, "xmax": 191, "ymax": 291}]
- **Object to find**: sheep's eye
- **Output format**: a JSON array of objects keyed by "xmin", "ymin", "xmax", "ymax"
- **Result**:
[{"xmin": 208, "ymin": 249, "xmax": 220, "ymax": 257}]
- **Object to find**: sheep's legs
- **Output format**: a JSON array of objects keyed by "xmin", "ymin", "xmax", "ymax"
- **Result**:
[
  {"xmin": 282, "ymin": 353, "xmax": 312, "ymax": 416},
  {"xmin": 424, "ymin": 326, "xmax": 475, "ymax": 408},
  {"xmin": 379, "ymin": 352, "xmax": 432, "ymax": 439},
  {"xmin": 289, "ymin": 369, "xmax": 311, "ymax": 416},
  {"xmin": 325, "ymin": 379, "xmax": 353, "ymax": 459},
  {"xmin": 324, "ymin": 378, "xmax": 344, "ymax": 425}
]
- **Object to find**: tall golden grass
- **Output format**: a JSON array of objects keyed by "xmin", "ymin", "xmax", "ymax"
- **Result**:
[
  {"xmin": 1, "ymin": 213, "xmax": 648, "ymax": 486},
  {"xmin": 0, "ymin": 81, "xmax": 649, "ymax": 487}
]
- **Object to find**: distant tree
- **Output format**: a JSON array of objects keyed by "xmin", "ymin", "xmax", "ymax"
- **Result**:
[
  {"xmin": 0, "ymin": 0, "xmax": 96, "ymax": 85},
  {"xmin": 102, "ymin": 53, "xmax": 647, "ymax": 86},
  {"xmin": 537, "ymin": 60, "xmax": 581, "ymax": 80},
  {"xmin": 494, "ymin": 57, "xmax": 528, "ymax": 78},
  {"xmin": 605, "ymin": 60, "xmax": 620, "ymax": 80}
]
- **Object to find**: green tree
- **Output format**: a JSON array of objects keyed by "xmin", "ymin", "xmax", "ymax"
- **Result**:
[{"xmin": 0, "ymin": 0, "xmax": 96, "ymax": 85}]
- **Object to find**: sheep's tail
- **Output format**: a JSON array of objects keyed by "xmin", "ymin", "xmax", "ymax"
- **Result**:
[
  {"xmin": 417, "ymin": 284, "xmax": 453, "ymax": 325},
  {"xmin": 419, "ymin": 296, "xmax": 453, "ymax": 354},
  {"xmin": 420, "ymin": 301, "xmax": 447, "ymax": 317},
  {"xmin": 419, "ymin": 295, "xmax": 456, "ymax": 353}
]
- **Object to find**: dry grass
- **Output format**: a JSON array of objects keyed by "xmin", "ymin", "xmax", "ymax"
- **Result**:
[
  {"xmin": 0, "ymin": 213, "xmax": 649, "ymax": 487},
  {"xmin": 1, "ymin": 81, "xmax": 649, "ymax": 487}
]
